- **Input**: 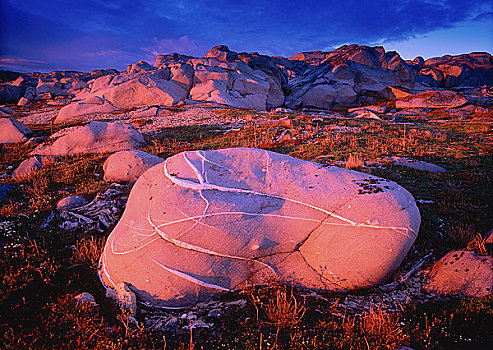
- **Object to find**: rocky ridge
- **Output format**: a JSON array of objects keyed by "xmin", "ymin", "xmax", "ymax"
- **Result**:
[{"xmin": 1, "ymin": 44, "xmax": 491, "ymax": 117}]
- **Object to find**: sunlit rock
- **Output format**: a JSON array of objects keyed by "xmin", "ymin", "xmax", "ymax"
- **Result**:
[
  {"xmin": 426, "ymin": 250, "xmax": 493, "ymax": 298},
  {"xmin": 395, "ymin": 90, "xmax": 467, "ymax": 109},
  {"xmin": 100, "ymin": 148, "xmax": 420, "ymax": 308},
  {"xmin": 31, "ymin": 121, "xmax": 145, "ymax": 156},
  {"xmin": 103, "ymin": 150, "xmax": 164, "ymax": 183},
  {"xmin": 0, "ymin": 117, "xmax": 32, "ymax": 144},
  {"xmin": 53, "ymin": 97, "xmax": 119, "ymax": 124}
]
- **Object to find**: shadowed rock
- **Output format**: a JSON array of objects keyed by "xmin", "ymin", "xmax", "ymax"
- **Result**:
[{"xmin": 99, "ymin": 148, "xmax": 420, "ymax": 308}]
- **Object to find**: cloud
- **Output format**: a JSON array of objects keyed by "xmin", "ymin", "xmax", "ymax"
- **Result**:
[
  {"xmin": 0, "ymin": 57, "xmax": 50, "ymax": 71},
  {"xmin": 1, "ymin": 0, "xmax": 491, "ymax": 71},
  {"xmin": 141, "ymin": 36, "xmax": 203, "ymax": 59}
]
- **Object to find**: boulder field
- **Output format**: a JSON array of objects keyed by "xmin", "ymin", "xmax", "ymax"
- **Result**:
[
  {"xmin": 99, "ymin": 148, "xmax": 420, "ymax": 308},
  {"xmin": 2, "ymin": 44, "xmax": 492, "ymax": 116}
]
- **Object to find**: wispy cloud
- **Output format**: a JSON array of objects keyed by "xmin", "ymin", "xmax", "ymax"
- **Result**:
[
  {"xmin": 141, "ymin": 36, "xmax": 203, "ymax": 60},
  {"xmin": 0, "ymin": 57, "xmax": 50, "ymax": 70}
]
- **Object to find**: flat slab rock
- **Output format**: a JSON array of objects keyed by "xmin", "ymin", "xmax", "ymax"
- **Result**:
[
  {"xmin": 31, "ymin": 121, "xmax": 145, "ymax": 156},
  {"xmin": 391, "ymin": 157, "xmax": 446, "ymax": 173},
  {"xmin": 99, "ymin": 148, "xmax": 420, "ymax": 308}
]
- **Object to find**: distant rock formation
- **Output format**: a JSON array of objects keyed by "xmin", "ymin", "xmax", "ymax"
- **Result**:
[{"xmin": 1, "ymin": 45, "xmax": 492, "ymax": 111}]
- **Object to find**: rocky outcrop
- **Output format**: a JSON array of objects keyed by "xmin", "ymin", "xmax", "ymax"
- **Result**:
[
  {"xmin": 410, "ymin": 52, "xmax": 493, "ymax": 88},
  {"xmin": 99, "ymin": 148, "xmax": 420, "ymax": 308},
  {"xmin": 31, "ymin": 121, "xmax": 145, "ymax": 156},
  {"xmin": 285, "ymin": 45, "xmax": 416, "ymax": 108},
  {"xmin": 3, "ymin": 45, "xmax": 492, "ymax": 111}
]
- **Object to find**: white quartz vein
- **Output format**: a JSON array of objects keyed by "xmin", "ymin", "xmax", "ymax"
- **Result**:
[
  {"xmin": 162, "ymin": 151, "xmax": 415, "ymax": 238},
  {"xmin": 148, "ymin": 212, "xmax": 277, "ymax": 274},
  {"xmin": 150, "ymin": 257, "xmax": 231, "ymax": 291}
]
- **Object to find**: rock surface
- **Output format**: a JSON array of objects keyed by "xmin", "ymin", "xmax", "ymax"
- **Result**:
[
  {"xmin": 54, "ymin": 98, "xmax": 118, "ymax": 124},
  {"xmin": 12, "ymin": 156, "xmax": 54, "ymax": 179},
  {"xmin": 426, "ymin": 250, "xmax": 493, "ymax": 298},
  {"xmin": 391, "ymin": 157, "xmax": 447, "ymax": 173},
  {"xmin": 56, "ymin": 195, "xmax": 89, "ymax": 211},
  {"xmin": 103, "ymin": 150, "xmax": 164, "ymax": 182},
  {"xmin": 0, "ymin": 117, "xmax": 32, "ymax": 144},
  {"xmin": 395, "ymin": 90, "xmax": 467, "ymax": 109},
  {"xmin": 31, "ymin": 121, "xmax": 145, "ymax": 156},
  {"xmin": 2, "ymin": 45, "xmax": 492, "ymax": 111},
  {"xmin": 100, "ymin": 148, "xmax": 420, "ymax": 308}
]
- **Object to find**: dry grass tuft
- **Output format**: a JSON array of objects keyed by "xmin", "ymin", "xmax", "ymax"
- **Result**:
[
  {"xmin": 345, "ymin": 153, "xmax": 364, "ymax": 170},
  {"xmin": 0, "ymin": 199, "xmax": 20, "ymax": 217},
  {"xmin": 25, "ymin": 172, "xmax": 50, "ymax": 210},
  {"xmin": 262, "ymin": 286, "xmax": 306, "ymax": 329},
  {"xmin": 466, "ymin": 232, "xmax": 487, "ymax": 255},
  {"xmin": 72, "ymin": 236, "xmax": 106, "ymax": 269},
  {"xmin": 362, "ymin": 307, "xmax": 403, "ymax": 339},
  {"xmin": 444, "ymin": 222, "xmax": 477, "ymax": 249}
]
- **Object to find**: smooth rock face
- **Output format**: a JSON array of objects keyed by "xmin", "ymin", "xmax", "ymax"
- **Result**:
[
  {"xmin": 103, "ymin": 150, "xmax": 164, "ymax": 182},
  {"xmin": 31, "ymin": 121, "xmax": 145, "ymax": 156},
  {"xmin": 426, "ymin": 250, "xmax": 493, "ymax": 298},
  {"xmin": 93, "ymin": 72, "xmax": 187, "ymax": 108},
  {"xmin": 54, "ymin": 98, "xmax": 118, "ymax": 124},
  {"xmin": 100, "ymin": 148, "xmax": 420, "ymax": 308},
  {"xmin": 0, "ymin": 117, "xmax": 32, "ymax": 144}
]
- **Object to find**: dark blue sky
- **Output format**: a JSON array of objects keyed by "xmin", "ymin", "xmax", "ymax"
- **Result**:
[{"xmin": 1, "ymin": 0, "xmax": 492, "ymax": 72}]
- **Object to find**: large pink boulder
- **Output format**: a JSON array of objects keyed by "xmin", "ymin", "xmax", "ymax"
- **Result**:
[
  {"xmin": 99, "ymin": 148, "xmax": 420, "ymax": 308},
  {"xmin": 0, "ymin": 117, "xmax": 32, "ymax": 144},
  {"xmin": 103, "ymin": 150, "xmax": 164, "ymax": 182},
  {"xmin": 31, "ymin": 121, "xmax": 145, "ymax": 156}
]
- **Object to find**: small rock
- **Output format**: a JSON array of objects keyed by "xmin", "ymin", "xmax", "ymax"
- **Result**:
[
  {"xmin": 75, "ymin": 292, "xmax": 98, "ymax": 307},
  {"xmin": 56, "ymin": 195, "xmax": 89, "ymax": 211},
  {"xmin": 275, "ymin": 107, "xmax": 292, "ymax": 113},
  {"xmin": 426, "ymin": 250, "xmax": 493, "ymax": 298},
  {"xmin": 190, "ymin": 319, "xmax": 210, "ymax": 329},
  {"xmin": 0, "ymin": 117, "xmax": 32, "ymax": 144},
  {"xmin": 391, "ymin": 157, "xmax": 446, "ymax": 173},
  {"xmin": 12, "ymin": 156, "xmax": 46, "ymax": 180},
  {"xmin": 207, "ymin": 309, "xmax": 223, "ymax": 317}
]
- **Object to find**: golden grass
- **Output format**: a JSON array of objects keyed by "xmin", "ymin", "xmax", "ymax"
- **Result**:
[{"xmin": 72, "ymin": 236, "xmax": 106, "ymax": 269}]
